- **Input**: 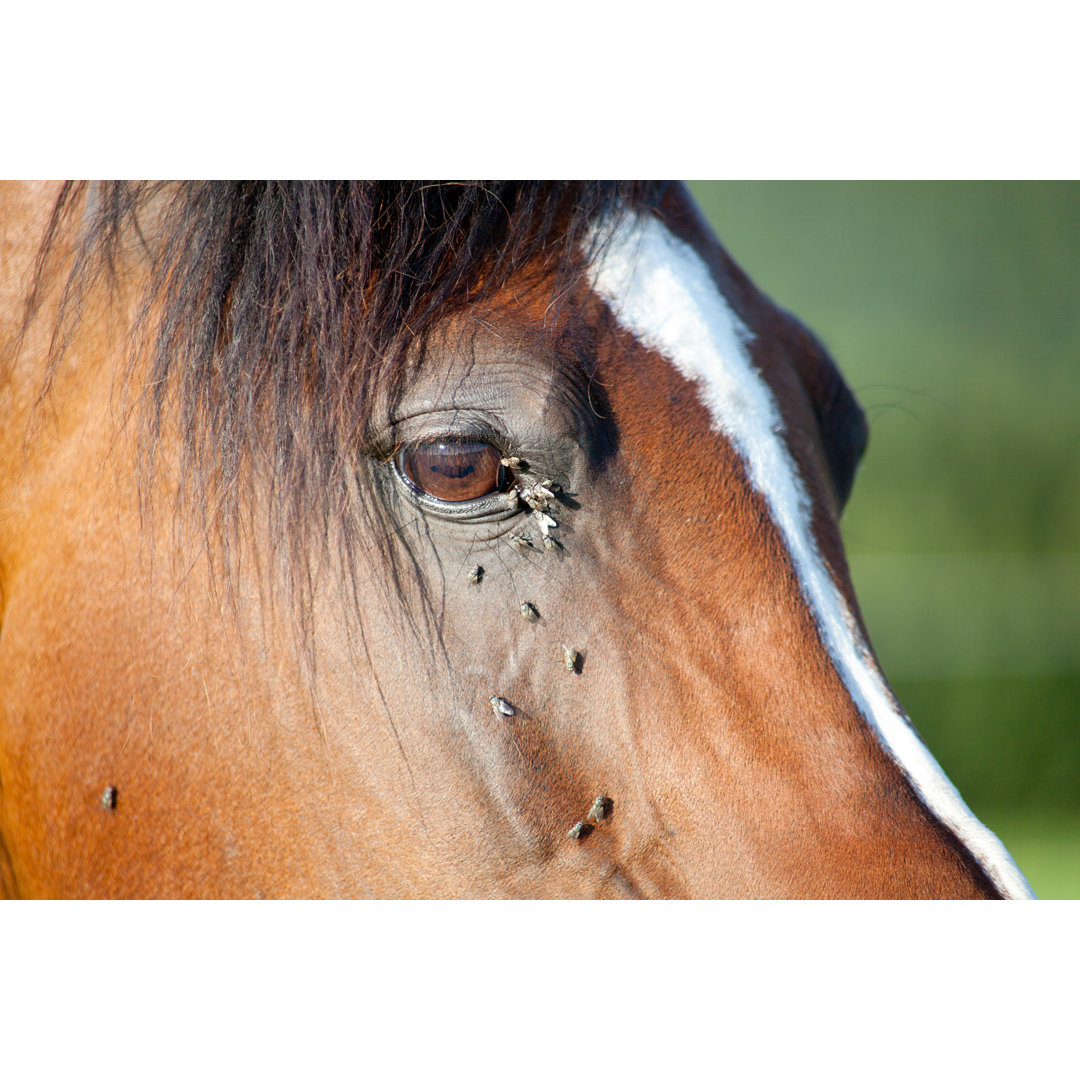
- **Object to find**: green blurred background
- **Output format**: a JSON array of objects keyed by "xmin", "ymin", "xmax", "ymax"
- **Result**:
[{"xmin": 690, "ymin": 182, "xmax": 1080, "ymax": 899}]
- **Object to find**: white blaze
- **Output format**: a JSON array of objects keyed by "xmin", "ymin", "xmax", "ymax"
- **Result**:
[{"xmin": 588, "ymin": 212, "xmax": 1035, "ymax": 899}]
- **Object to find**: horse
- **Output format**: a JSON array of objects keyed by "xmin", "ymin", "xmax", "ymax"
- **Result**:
[{"xmin": 0, "ymin": 181, "xmax": 1034, "ymax": 898}]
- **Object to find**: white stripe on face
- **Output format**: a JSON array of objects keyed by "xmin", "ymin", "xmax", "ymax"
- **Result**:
[{"xmin": 588, "ymin": 212, "xmax": 1035, "ymax": 899}]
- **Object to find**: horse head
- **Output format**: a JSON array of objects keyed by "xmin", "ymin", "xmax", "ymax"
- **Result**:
[{"xmin": 0, "ymin": 181, "xmax": 1032, "ymax": 897}]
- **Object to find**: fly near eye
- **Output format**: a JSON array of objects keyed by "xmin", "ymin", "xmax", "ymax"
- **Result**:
[{"xmin": 398, "ymin": 439, "xmax": 509, "ymax": 502}]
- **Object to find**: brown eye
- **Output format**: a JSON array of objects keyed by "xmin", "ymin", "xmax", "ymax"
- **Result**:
[{"xmin": 398, "ymin": 439, "xmax": 507, "ymax": 502}]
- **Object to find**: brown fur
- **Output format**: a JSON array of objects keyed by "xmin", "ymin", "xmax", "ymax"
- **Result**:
[{"xmin": 0, "ymin": 182, "xmax": 998, "ymax": 897}]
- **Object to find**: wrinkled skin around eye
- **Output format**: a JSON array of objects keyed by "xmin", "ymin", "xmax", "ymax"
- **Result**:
[{"xmin": 398, "ymin": 439, "xmax": 508, "ymax": 502}]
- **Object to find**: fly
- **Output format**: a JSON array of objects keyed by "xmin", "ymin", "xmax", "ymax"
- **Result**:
[
  {"xmin": 521, "ymin": 480, "xmax": 557, "ymax": 511},
  {"xmin": 532, "ymin": 509, "xmax": 557, "ymax": 538},
  {"xmin": 489, "ymin": 695, "xmax": 514, "ymax": 717}
]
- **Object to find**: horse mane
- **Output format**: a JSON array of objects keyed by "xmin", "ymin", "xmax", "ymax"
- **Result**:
[{"xmin": 26, "ymin": 181, "xmax": 668, "ymax": 649}]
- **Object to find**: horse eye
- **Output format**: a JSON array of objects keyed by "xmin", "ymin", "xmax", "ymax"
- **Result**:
[{"xmin": 398, "ymin": 439, "xmax": 508, "ymax": 503}]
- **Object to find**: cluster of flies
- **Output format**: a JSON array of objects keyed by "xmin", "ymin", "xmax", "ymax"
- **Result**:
[
  {"xmin": 500, "ymin": 458, "xmax": 561, "ymax": 553},
  {"xmin": 475, "ymin": 460, "xmax": 603, "ymax": 843},
  {"xmin": 567, "ymin": 795, "xmax": 609, "ymax": 841}
]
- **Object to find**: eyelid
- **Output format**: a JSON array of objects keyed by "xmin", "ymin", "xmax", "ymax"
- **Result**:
[{"xmin": 385, "ymin": 409, "xmax": 507, "ymax": 450}]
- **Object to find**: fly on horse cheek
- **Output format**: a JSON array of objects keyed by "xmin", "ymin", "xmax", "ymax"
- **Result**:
[
  {"xmin": 508, "ymin": 531, "xmax": 532, "ymax": 552},
  {"xmin": 0, "ymin": 180, "xmax": 1034, "ymax": 898}
]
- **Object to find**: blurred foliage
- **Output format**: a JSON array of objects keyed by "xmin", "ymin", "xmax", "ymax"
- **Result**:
[{"xmin": 690, "ymin": 182, "xmax": 1080, "ymax": 897}]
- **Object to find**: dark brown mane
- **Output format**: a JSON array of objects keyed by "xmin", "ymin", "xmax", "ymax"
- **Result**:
[{"xmin": 25, "ymin": 181, "xmax": 667, "ymax": 646}]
